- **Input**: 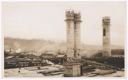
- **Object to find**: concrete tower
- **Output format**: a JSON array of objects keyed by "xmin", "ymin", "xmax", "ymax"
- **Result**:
[
  {"xmin": 65, "ymin": 10, "xmax": 81, "ymax": 59},
  {"xmin": 74, "ymin": 12, "xmax": 82, "ymax": 58},
  {"xmin": 65, "ymin": 10, "xmax": 75, "ymax": 58},
  {"xmin": 102, "ymin": 16, "xmax": 111, "ymax": 57},
  {"xmin": 64, "ymin": 10, "xmax": 82, "ymax": 77}
]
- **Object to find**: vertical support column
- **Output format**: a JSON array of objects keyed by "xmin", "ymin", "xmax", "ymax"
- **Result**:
[
  {"xmin": 74, "ymin": 13, "xmax": 82, "ymax": 59},
  {"xmin": 102, "ymin": 16, "xmax": 111, "ymax": 57},
  {"xmin": 65, "ymin": 11, "xmax": 75, "ymax": 58}
]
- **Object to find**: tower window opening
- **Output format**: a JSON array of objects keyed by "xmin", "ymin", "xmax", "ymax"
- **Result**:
[{"xmin": 103, "ymin": 29, "xmax": 106, "ymax": 36}]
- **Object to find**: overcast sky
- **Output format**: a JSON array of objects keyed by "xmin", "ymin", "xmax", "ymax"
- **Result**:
[{"xmin": 2, "ymin": 1, "xmax": 126, "ymax": 46}]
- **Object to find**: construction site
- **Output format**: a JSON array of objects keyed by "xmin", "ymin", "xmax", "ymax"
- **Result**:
[{"xmin": 4, "ymin": 10, "xmax": 124, "ymax": 77}]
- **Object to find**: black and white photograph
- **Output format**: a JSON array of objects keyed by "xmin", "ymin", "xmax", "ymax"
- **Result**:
[{"xmin": 1, "ymin": 1, "xmax": 126, "ymax": 78}]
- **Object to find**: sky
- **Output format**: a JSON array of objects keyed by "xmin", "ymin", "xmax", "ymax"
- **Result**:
[{"xmin": 2, "ymin": 1, "xmax": 126, "ymax": 46}]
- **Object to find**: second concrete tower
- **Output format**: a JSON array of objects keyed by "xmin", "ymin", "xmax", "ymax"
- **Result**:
[{"xmin": 102, "ymin": 16, "xmax": 111, "ymax": 57}]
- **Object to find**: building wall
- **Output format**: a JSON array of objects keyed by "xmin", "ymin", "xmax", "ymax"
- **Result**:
[
  {"xmin": 64, "ymin": 63, "xmax": 81, "ymax": 77},
  {"xmin": 73, "ymin": 64, "xmax": 81, "ymax": 76}
]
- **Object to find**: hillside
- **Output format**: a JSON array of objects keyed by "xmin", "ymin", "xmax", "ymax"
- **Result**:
[
  {"xmin": 4, "ymin": 37, "xmax": 124, "ymax": 56},
  {"xmin": 4, "ymin": 37, "xmax": 66, "ymax": 52}
]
